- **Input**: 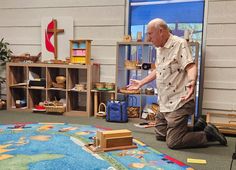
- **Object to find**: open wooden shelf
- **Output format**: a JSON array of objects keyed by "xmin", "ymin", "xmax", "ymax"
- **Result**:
[{"xmin": 6, "ymin": 63, "xmax": 100, "ymax": 117}]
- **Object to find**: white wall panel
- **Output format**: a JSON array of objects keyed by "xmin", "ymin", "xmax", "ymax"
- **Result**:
[
  {"xmin": 0, "ymin": 0, "xmax": 125, "ymax": 8},
  {"xmin": 205, "ymin": 46, "xmax": 236, "ymax": 67},
  {"xmin": 100, "ymin": 65, "xmax": 116, "ymax": 82},
  {"xmin": 202, "ymin": 109, "xmax": 236, "ymax": 116},
  {"xmin": 204, "ymin": 68, "xmax": 236, "ymax": 89},
  {"xmin": 206, "ymin": 24, "xmax": 236, "ymax": 45},
  {"xmin": 0, "ymin": 27, "xmax": 40, "ymax": 45},
  {"xmin": 91, "ymin": 46, "xmax": 116, "ymax": 65},
  {"xmin": 208, "ymin": 1, "xmax": 236, "ymax": 23},
  {"xmin": 203, "ymin": 89, "xmax": 236, "ymax": 111},
  {"xmin": 74, "ymin": 26, "xmax": 124, "ymax": 46},
  {"xmin": 9, "ymin": 45, "xmax": 41, "ymax": 55},
  {"xmin": 0, "ymin": 26, "xmax": 124, "ymax": 46},
  {"xmin": 0, "ymin": 6, "xmax": 124, "ymax": 26}
]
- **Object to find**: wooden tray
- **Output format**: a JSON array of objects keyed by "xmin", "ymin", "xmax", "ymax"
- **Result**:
[
  {"xmin": 206, "ymin": 112, "xmax": 236, "ymax": 134},
  {"xmin": 119, "ymin": 87, "xmax": 141, "ymax": 94}
]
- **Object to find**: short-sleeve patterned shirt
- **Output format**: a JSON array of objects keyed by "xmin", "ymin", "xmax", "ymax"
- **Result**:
[{"xmin": 155, "ymin": 34, "xmax": 195, "ymax": 112}]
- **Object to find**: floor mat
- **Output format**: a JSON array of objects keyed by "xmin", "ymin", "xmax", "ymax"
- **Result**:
[{"xmin": 0, "ymin": 123, "xmax": 194, "ymax": 170}]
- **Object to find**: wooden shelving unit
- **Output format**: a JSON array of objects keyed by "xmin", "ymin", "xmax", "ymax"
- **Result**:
[
  {"xmin": 70, "ymin": 40, "xmax": 92, "ymax": 65},
  {"xmin": 116, "ymin": 41, "xmax": 157, "ymax": 118},
  {"xmin": 6, "ymin": 62, "xmax": 99, "ymax": 117}
]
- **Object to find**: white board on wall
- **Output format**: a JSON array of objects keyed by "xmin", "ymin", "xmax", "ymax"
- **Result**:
[{"xmin": 41, "ymin": 17, "xmax": 73, "ymax": 61}]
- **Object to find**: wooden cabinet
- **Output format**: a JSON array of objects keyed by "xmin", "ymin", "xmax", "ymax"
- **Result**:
[
  {"xmin": 6, "ymin": 63, "xmax": 99, "ymax": 117},
  {"xmin": 70, "ymin": 40, "xmax": 92, "ymax": 65}
]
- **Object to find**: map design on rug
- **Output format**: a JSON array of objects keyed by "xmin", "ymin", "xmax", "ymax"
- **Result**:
[{"xmin": 0, "ymin": 123, "xmax": 194, "ymax": 170}]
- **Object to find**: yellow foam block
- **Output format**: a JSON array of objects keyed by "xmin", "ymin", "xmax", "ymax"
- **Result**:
[{"xmin": 187, "ymin": 158, "xmax": 207, "ymax": 164}]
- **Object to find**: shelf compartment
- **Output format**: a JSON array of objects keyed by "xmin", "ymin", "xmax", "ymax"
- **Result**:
[
  {"xmin": 47, "ymin": 90, "xmax": 66, "ymax": 103},
  {"xmin": 28, "ymin": 66, "xmax": 46, "ymax": 88},
  {"xmin": 68, "ymin": 91, "xmax": 87, "ymax": 113},
  {"xmin": 28, "ymin": 66, "xmax": 46, "ymax": 80},
  {"xmin": 71, "ymin": 56, "xmax": 86, "ymax": 64},
  {"xmin": 47, "ymin": 67, "xmax": 66, "ymax": 89},
  {"xmin": 28, "ymin": 89, "xmax": 46, "ymax": 109},
  {"xmin": 72, "ymin": 49, "xmax": 86, "ymax": 56},
  {"xmin": 9, "ymin": 88, "xmax": 27, "ymax": 109},
  {"xmin": 8, "ymin": 66, "xmax": 27, "ymax": 85},
  {"xmin": 68, "ymin": 68, "xmax": 87, "ymax": 90}
]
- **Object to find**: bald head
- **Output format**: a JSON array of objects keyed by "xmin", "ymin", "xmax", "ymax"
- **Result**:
[
  {"xmin": 147, "ymin": 18, "xmax": 170, "ymax": 47},
  {"xmin": 148, "ymin": 18, "xmax": 168, "ymax": 31}
]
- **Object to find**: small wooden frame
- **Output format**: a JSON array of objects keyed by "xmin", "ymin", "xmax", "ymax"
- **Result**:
[
  {"xmin": 86, "ymin": 129, "xmax": 137, "ymax": 152},
  {"xmin": 206, "ymin": 112, "xmax": 236, "ymax": 134}
]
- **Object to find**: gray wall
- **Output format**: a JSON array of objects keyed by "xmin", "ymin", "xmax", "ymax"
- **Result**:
[
  {"xmin": 0, "ymin": 0, "xmax": 127, "ymax": 84},
  {"xmin": 202, "ymin": 0, "xmax": 236, "ymax": 114}
]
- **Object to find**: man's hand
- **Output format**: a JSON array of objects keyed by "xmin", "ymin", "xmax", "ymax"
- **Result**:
[
  {"xmin": 181, "ymin": 80, "xmax": 196, "ymax": 101},
  {"xmin": 127, "ymin": 79, "xmax": 142, "ymax": 90}
]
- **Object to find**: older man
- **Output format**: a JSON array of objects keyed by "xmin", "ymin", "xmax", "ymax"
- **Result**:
[{"xmin": 128, "ymin": 18, "xmax": 227, "ymax": 149}]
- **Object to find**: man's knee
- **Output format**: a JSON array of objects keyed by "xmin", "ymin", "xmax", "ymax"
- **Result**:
[{"xmin": 166, "ymin": 137, "xmax": 181, "ymax": 149}]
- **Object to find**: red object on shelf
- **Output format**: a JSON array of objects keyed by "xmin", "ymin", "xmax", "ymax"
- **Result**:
[{"xmin": 35, "ymin": 105, "xmax": 46, "ymax": 110}]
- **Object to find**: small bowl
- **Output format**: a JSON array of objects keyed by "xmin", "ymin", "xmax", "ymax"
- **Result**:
[{"xmin": 56, "ymin": 76, "xmax": 66, "ymax": 84}]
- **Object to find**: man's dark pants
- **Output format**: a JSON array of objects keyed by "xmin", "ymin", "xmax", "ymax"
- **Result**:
[{"xmin": 155, "ymin": 100, "xmax": 208, "ymax": 149}]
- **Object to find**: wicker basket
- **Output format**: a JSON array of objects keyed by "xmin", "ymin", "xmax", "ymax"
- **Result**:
[
  {"xmin": 44, "ymin": 101, "xmax": 65, "ymax": 113},
  {"xmin": 127, "ymin": 96, "xmax": 140, "ymax": 118},
  {"xmin": 145, "ymin": 87, "xmax": 154, "ymax": 95},
  {"xmin": 105, "ymin": 83, "xmax": 115, "ymax": 90},
  {"xmin": 95, "ymin": 82, "xmax": 105, "ymax": 89},
  {"xmin": 11, "ymin": 52, "xmax": 41, "ymax": 63},
  {"xmin": 127, "ymin": 107, "xmax": 140, "ymax": 118},
  {"xmin": 76, "ymin": 84, "xmax": 86, "ymax": 91},
  {"xmin": 96, "ymin": 103, "xmax": 106, "ymax": 117},
  {"xmin": 124, "ymin": 60, "xmax": 138, "ymax": 70},
  {"xmin": 119, "ymin": 87, "xmax": 141, "ymax": 94},
  {"xmin": 151, "ymin": 103, "xmax": 159, "ymax": 113}
]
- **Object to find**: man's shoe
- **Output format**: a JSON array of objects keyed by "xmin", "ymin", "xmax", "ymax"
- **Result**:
[
  {"xmin": 193, "ymin": 117, "xmax": 207, "ymax": 131},
  {"xmin": 204, "ymin": 123, "xmax": 227, "ymax": 146}
]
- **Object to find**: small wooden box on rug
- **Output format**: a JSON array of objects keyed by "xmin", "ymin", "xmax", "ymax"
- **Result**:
[{"xmin": 86, "ymin": 129, "xmax": 137, "ymax": 152}]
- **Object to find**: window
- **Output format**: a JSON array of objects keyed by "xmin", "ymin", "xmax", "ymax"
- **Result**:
[
  {"xmin": 129, "ymin": 0, "xmax": 204, "ymax": 43},
  {"xmin": 129, "ymin": 0, "xmax": 205, "ymax": 116}
]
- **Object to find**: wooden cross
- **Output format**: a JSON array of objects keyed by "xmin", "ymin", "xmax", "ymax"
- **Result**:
[{"xmin": 47, "ymin": 19, "xmax": 64, "ymax": 60}]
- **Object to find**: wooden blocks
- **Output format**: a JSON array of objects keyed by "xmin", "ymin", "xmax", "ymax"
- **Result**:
[{"xmin": 87, "ymin": 129, "xmax": 137, "ymax": 152}]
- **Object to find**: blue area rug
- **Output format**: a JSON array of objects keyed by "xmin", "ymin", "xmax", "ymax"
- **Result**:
[{"xmin": 0, "ymin": 123, "xmax": 194, "ymax": 170}]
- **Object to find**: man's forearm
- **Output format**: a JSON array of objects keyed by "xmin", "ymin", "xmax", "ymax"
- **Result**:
[
  {"xmin": 140, "ymin": 70, "xmax": 156, "ymax": 86},
  {"xmin": 186, "ymin": 63, "xmax": 197, "ymax": 83}
]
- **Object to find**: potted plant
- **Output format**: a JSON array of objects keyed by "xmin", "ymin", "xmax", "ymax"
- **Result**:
[
  {"xmin": 0, "ymin": 38, "xmax": 12, "ymax": 63},
  {"xmin": 0, "ymin": 38, "xmax": 12, "ymax": 98}
]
